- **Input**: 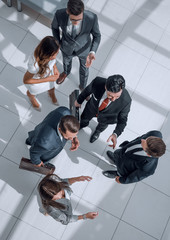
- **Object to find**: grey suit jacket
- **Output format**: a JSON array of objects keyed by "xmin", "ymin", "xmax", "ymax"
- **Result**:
[
  {"xmin": 27, "ymin": 107, "xmax": 70, "ymax": 165},
  {"xmin": 52, "ymin": 9, "xmax": 101, "ymax": 56}
]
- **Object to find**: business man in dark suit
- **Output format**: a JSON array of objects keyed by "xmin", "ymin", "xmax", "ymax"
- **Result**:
[
  {"xmin": 25, "ymin": 107, "xmax": 80, "ymax": 166},
  {"xmin": 103, "ymin": 130, "xmax": 166, "ymax": 184},
  {"xmin": 52, "ymin": 0, "xmax": 101, "ymax": 90},
  {"xmin": 75, "ymin": 75, "xmax": 132, "ymax": 145}
]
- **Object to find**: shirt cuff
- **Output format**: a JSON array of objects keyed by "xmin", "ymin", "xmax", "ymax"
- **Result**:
[
  {"xmin": 89, "ymin": 51, "xmax": 95, "ymax": 55},
  {"xmin": 113, "ymin": 132, "xmax": 117, "ymax": 138}
]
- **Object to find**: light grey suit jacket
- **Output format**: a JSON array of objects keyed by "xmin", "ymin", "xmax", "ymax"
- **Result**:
[{"xmin": 52, "ymin": 9, "xmax": 101, "ymax": 56}]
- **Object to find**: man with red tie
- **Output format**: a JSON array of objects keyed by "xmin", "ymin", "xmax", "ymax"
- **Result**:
[{"xmin": 75, "ymin": 75, "xmax": 132, "ymax": 145}]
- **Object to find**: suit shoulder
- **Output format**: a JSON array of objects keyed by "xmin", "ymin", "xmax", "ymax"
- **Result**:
[
  {"xmin": 93, "ymin": 77, "xmax": 106, "ymax": 89},
  {"xmin": 146, "ymin": 130, "xmax": 162, "ymax": 139},
  {"xmin": 122, "ymin": 89, "xmax": 132, "ymax": 103},
  {"xmin": 55, "ymin": 8, "xmax": 66, "ymax": 16},
  {"xmin": 84, "ymin": 10, "xmax": 97, "ymax": 17},
  {"xmin": 55, "ymin": 106, "xmax": 71, "ymax": 116},
  {"xmin": 84, "ymin": 10, "xmax": 98, "ymax": 21}
]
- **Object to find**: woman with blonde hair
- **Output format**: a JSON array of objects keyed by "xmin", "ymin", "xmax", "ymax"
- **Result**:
[
  {"xmin": 38, "ymin": 174, "xmax": 98, "ymax": 225},
  {"xmin": 23, "ymin": 36, "xmax": 60, "ymax": 111}
]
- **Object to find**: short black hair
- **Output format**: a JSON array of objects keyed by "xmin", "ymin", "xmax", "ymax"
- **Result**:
[
  {"xmin": 106, "ymin": 75, "xmax": 125, "ymax": 93},
  {"xmin": 67, "ymin": 0, "xmax": 84, "ymax": 15},
  {"xmin": 59, "ymin": 115, "xmax": 80, "ymax": 134}
]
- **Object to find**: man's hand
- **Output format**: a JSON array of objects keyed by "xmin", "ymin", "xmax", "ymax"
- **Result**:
[
  {"xmin": 75, "ymin": 100, "xmax": 81, "ymax": 108},
  {"xmin": 36, "ymin": 161, "xmax": 44, "ymax": 167},
  {"xmin": 85, "ymin": 53, "xmax": 95, "ymax": 68},
  {"xmin": 107, "ymin": 134, "xmax": 117, "ymax": 149},
  {"xmin": 115, "ymin": 176, "xmax": 121, "ymax": 183},
  {"xmin": 70, "ymin": 137, "xmax": 80, "ymax": 151}
]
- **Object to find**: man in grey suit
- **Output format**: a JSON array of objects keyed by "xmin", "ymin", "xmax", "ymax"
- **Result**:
[
  {"xmin": 103, "ymin": 130, "xmax": 166, "ymax": 184},
  {"xmin": 52, "ymin": 0, "xmax": 101, "ymax": 90},
  {"xmin": 25, "ymin": 107, "xmax": 80, "ymax": 166}
]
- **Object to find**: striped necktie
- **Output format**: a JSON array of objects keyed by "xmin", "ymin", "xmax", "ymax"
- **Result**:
[
  {"xmin": 98, "ymin": 97, "xmax": 109, "ymax": 111},
  {"xmin": 71, "ymin": 25, "xmax": 77, "ymax": 38}
]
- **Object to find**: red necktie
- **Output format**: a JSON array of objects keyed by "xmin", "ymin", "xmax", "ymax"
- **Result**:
[{"xmin": 98, "ymin": 97, "xmax": 109, "ymax": 111}]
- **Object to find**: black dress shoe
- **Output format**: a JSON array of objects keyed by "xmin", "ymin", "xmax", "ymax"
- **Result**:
[
  {"xmin": 25, "ymin": 138, "xmax": 31, "ymax": 145},
  {"xmin": 90, "ymin": 131, "xmax": 100, "ymax": 143},
  {"xmin": 106, "ymin": 151, "xmax": 117, "ymax": 166},
  {"xmin": 102, "ymin": 170, "xmax": 117, "ymax": 179}
]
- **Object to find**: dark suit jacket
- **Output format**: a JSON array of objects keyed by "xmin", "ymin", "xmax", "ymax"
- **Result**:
[
  {"xmin": 116, "ymin": 130, "xmax": 162, "ymax": 184},
  {"xmin": 27, "ymin": 107, "xmax": 70, "ymax": 165},
  {"xmin": 77, "ymin": 77, "xmax": 132, "ymax": 136},
  {"xmin": 52, "ymin": 9, "xmax": 101, "ymax": 56}
]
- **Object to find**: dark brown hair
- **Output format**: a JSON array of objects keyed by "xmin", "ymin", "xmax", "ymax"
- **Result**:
[
  {"xmin": 59, "ymin": 115, "xmax": 80, "ymax": 134},
  {"xmin": 38, "ymin": 174, "xmax": 71, "ymax": 210},
  {"xmin": 67, "ymin": 0, "xmax": 84, "ymax": 15},
  {"xmin": 146, "ymin": 137, "xmax": 166, "ymax": 157},
  {"xmin": 34, "ymin": 36, "xmax": 59, "ymax": 76}
]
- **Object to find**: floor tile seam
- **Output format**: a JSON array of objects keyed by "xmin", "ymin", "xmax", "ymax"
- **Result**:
[
  {"xmin": 110, "ymin": 218, "xmax": 121, "ymax": 240},
  {"xmin": 0, "ymin": 155, "xmax": 20, "ymax": 166},
  {"xmin": 1, "ymin": 155, "xmax": 43, "ymax": 178},
  {"xmin": 0, "ymin": 3, "xmax": 41, "ymax": 31},
  {"xmin": 90, "ymin": 0, "xmax": 134, "ymax": 15},
  {"xmin": 141, "ymin": 181, "xmax": 170, "ymax": 198},
  {"xmin": 0, "ymin": 208, "xmax": 19, "ymax": 220},
  {"xmin": 0, "ymin": 61, "xmax": 8, "ymax": 74},
  {"xmin": 7, "ymin": 30, "xmax": 28, "ymax": 63},
  {"xmin": 148, "ymin": 27, "xmax": 167, "ymax": 64},
  {"xmin": 119, "ymin": 219, "xmax": 159, "ymax": 240},
  {"xmin": 115, "ymin": 38, "xmax": 156, "ymax": 61},
  {"xmin": 7, "ymin": 218, "xmax": 58, "ymax": 240},
  {"xmin": 114, "ymin": 10, "xmax": 164, "ymax": 50},
  {"xmin": 130, "ymin": 55, "xmax": 155, "ymax": 99},
  {"xmin": 0, "ymin": 119, "xmax": 24, "ymax": 156},
  {"xmin": 160, "ymin": 215, "xmax": 170, "ymax": 240},
  {"xmin": 133, "ymin": 11, "xmax": 170, "ymax": 31},
  {"xmin": 78, "ymin": 145, "xmax": 105, "ymax": 162},
  {"xmin": 160, "ymin": 110, "xmax": 170, "ymax": 132},
  {"xmin": 79, "ymin": 163, "xmax": 99, "ymax": 198},
  {"xmin": 96, "ymin": 13, "xmax": 137, "ymax": 71},
  {"xmin": 114, "ymin": 39, "xmax": 152, "ymax": 61},
  {"xmin": 119, "ymin": 182, "xmax": 137, "ymax": 220},
  {"xmin": 59, "ymin": 197, "xmax": 83, "ymax": 240},
  {"xmin": 109, "ymin": 1, "xmax": 136, "ymax": 13},
  {"xmin": 0, "ymin": 15, "xmax": 27, "ymax": 32},
  {"xmin": 16, "ymin": 177, "xmax": 43, "ymax": 223},
  {"xmin": 75, "ymin": 196, "xmax": 121, "ymax": 221},
  {"xmin": 130, "ymin": 87, "xmax": 169, "ymax": 114},
  {"xmin": 150, "ymin": 58, "xmax": 170, "ymax": 71}
]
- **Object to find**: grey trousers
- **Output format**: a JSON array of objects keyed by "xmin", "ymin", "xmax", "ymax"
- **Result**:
[{"xmin": 62, "ymin": 50, "xmax": 89, "ymax": 89}]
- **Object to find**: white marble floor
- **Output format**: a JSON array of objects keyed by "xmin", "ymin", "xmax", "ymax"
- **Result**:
[{"xmin": 0, "ymin": 0, "xmax": 170, "ymax": 239}]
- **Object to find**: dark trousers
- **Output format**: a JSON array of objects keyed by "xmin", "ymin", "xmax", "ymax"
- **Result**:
[
  {"xmin": 62, "ymin": 51, "xmax": 89, "ymax": 89},
  {"xmin": 80, "ymin": 104, "xmax": 108, "ymax": 133}
]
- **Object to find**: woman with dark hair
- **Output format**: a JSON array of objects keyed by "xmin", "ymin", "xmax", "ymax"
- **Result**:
[
  {"xmin": 23, "ymin": 36, "xmax": 60, "ymax": 111},
  {"xmin": 38, "ymin": 174, "xmax": 98, "ymax": 225}
]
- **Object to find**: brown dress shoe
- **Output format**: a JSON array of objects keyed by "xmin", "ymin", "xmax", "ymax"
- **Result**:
[
  {"xmin": 57, "ymin": 72, "xmax": 67, "ymax": 84},
  {"xmin": 48, "ymin": 88, "xmax": 59, "ymax": 105},
  {"xmin": 27, "ymin": 90, "xmax": 41, "ymax": 111}
]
